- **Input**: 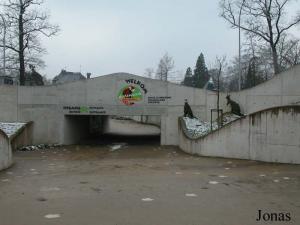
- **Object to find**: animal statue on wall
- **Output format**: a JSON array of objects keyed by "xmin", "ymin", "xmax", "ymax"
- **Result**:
[
  {"xmin": 184, "ymin": 99, "xmax": 194, "ymax": 118},
  {"xmin": 226, "ymin": 95, "xmax": 244, "ymax": 116}
]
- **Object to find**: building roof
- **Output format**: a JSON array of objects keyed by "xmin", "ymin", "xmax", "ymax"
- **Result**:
[{"xmin": 52, "ymin": 70, "xmax": 86, "ymax": 84}]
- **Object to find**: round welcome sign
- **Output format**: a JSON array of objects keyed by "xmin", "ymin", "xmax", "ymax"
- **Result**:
[{"xmin": 118, "ymin": 85, "xmax": 143, "ymax": 106}]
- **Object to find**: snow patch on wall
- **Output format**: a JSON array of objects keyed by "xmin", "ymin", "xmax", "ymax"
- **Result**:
[
  {"xmin": 182, "ymin": 114, "xmax": 241, "ymax": 138},
  {"xmin": 0, "ymin": 122, "xmax": 26, "ymax": 138}
]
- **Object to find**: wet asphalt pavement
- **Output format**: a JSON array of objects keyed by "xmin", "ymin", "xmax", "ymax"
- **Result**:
[{"xmin": 0, "ymin": 143, "xmax": 300, "ymax": 225}]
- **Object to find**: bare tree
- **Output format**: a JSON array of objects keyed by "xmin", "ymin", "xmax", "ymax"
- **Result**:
[
  {"xmin": 0, "ymin": 0, "xmax": 59, "ymax": 85},
  {"xmin": 144, "ymin": 67, "xmax": 154, "ymax": 78},
  {"xmin": 156, "ymin": 53, "xmax": 174, "ymax": 81},
  {"xmin": 277, "ymin": 34, "xmax": 300, "ymax": 68},
  {"xmin": 220, "ymin": 0, "xmax": 300, "ymax": 74},
  {"xmin": 215, "ymin": 56, "xmax": 226, "ymax": 112}
]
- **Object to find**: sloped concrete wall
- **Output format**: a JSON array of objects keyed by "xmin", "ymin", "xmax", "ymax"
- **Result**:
[
  {"xmin": 10, "ymin": 122, "xmax": 34, "ymax": 151},
  {"xmin": 0, "ymin": 129, "xmax": 12, "ymax": 171},
  {"xmin": 229, "ymin": 65, "xmax": 300, "ymax": 114},
  {"xmin": 179, "ymin": 106, "xmax": 300, "ymax": 164}
]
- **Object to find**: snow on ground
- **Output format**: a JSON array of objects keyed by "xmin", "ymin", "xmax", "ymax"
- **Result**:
[
  {"xmin": 0, "ymin": 122, "xmax": 26, "ymax": 138},
  {"xmin": 109, "ymin": 143, "xmax": 127, "ymax": 152},
  {"xmin": 183, "ymin": 117, "xmax": 218, "ymax": 137},
  {"xmin": 183, "ymin": 114, "xmax": 242, "ymax": 138},
  {"xmin": 222, "ymin": 114, "xmax": 242, "ymax": 124},
  {"xmin": 19, "ymin": 144, "xmax": 62, "ymax": 151}
]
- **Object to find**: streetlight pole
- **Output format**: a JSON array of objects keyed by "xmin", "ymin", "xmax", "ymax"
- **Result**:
[
  {"xmin": 0, "ymin": 14, "xmax": 6, "ymax": 77},
  {"xmin": 238, "ymin": 0, "xmax": 246, "ymax": 91}
]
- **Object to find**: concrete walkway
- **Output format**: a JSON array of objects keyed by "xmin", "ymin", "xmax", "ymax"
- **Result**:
[{"xmin": 0, "ymin": 145, "xmax": 299, "ymax": 225}]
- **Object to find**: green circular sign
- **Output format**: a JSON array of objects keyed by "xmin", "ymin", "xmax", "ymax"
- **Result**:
[{"xmin": 118, "ymin": 85, "xmax": 143, "ymax": 106}]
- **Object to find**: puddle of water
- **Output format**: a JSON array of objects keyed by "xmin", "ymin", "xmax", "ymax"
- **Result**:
[
  {"xmin": 175, "ymin": 172, "xmax": 183, "ymax": 175},
  {"xmin": 218, "ymin": 175, "xmax": 228, "ymax": 178},
  {"xmin": 1, "ymin": 179, "xmax": 10, "ymax": 182},
  {"xmin": 80, "ymin": 181, "xmax": 89, "ymax": 184},
  {"xmin": 41, "ymin": 187, "xmax": 61, "ymax": 192},
  {"xmin": 37, "ymin": 197, "xmax": 47, "ymax": 202},
  {"xmin": 273, "ymin": 179, "xmax": 280, "ymax": 183},
  {"xmin": 142, "ymin": 198, "xmax": 154, "ymax": 202},
  {"xmin": 44, "ymin": 214, "xmax": 61, "ymax": 219},
  {"xmin": 259, "ymin": 174, "xmax": 266, "ymax": 177},
  {"xmin": 185, "ymin": 193, "xmax": 197, "ymax": 197},
  {"xmin": 209, "ymin": 181, "xmax": 219, "ymax": 185},
  {"xmin": 283, "ymin": 177, "xmax": 290, "ymax": 180}
]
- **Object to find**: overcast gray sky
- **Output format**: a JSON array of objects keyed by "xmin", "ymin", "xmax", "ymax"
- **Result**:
[{"xmin": 40, "ymin": 0, "xmax": 300, "ymax": 79}]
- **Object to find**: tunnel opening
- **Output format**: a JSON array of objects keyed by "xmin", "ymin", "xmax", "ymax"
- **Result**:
[{"xmin": 63, "ymin": 115, "xmax": 161, "ymax": 146}]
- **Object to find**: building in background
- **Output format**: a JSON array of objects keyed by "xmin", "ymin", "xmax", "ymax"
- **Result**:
[
  {"xmin": 0, "ymin": 75, "xmax": 14, "ymax": 85},
  {"xmin": 0, "ymin": 65, "xmax": 44, "ymax": 86},
  {"xmin": 52, "ymin": 70, "xmax": 89, "ymax": 84}
]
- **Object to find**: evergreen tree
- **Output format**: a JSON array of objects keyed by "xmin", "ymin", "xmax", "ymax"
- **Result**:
[
  {"xmin": 243, "ymin": 58, "xmax": 265, "ymax": 89},
  {"xmin": 194, "ymin": 53, "xmax": 210, "ymax": 88},
  {"xmin": 182, "ymin": 67, "xmax": 194, "ymax": 87},
  {"xmin": 185, "ymin": 67, "xmax": 193, "ymax": 77}
]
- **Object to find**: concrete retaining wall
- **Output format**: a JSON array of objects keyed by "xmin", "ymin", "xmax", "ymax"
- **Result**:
[
  {"xmin": 0, "ymin": 122, "xmax": 34, "ymax": 171},
  {"xmin": 0, "ymin": 129, "xmax": 12, "ymax": 171},
  {"xmin": 10, "ymin": 122, "xmax": 34, "ymax": 151},
  {"xmin": 229, "ymin": 65, "xmax": 300, "ymax": 115},
  {"xmin": 103, "ymin": 117, "xmax": 160, "ymax": 136},
  {"xmin": 179, "ymin": 106, "xmax": 300, "ymax": 164}
]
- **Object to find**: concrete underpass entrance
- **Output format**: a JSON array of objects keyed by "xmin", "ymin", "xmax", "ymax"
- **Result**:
[
  {"xmin": 63, "ymin": 115, "xmax": 161, "ymax": 146},
  {"xmin": 0, "ymin": 73, "xmax": 215, "ymax": 146}
]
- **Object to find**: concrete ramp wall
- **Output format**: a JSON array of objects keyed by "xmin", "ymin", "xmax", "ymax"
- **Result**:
[
  {"xmin": 0, "ymin": 122, "xmax": 33, "ymax": 171},
  {"xmin": 229, "ymin": 65, "xmax": 300, "ymax": 115},
  {"xmin": 0, "ymin": 129, "xmax": 12, "ymax": 170},
  {"xmin": 179, "ymin": 106, "xmax": 300, "ymax": 164},
  {"xmin": 10, "ymin": 122, "xmax": 33, "ymax": 151}
]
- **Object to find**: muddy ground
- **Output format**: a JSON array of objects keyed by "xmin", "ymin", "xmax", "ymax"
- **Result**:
[{"xmin": 0, "ymin": 143, "xmax": 299, "ymax": 225}]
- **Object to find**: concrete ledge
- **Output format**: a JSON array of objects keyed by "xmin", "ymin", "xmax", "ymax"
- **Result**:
[
  {"xmin": 179, "ymin": 106, "xmax": 300, "ymax": 164},
  {"xmin": 0, "ymin": 128, "xmax": 12, "ymax": 171},
  {"xmin": 10, "ymin": 122, "xmax": 33, "ymax": 151},
  {"xmin": 0, "ymin": 122, "xmax": 33, "ymax": 171}
]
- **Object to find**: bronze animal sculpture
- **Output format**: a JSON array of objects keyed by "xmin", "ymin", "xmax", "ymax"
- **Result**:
[
  {"xmin": 184, "ymin": 99, "xmax": 194, "ymax": 118},
  {"xmin": 226, "ymin": 95, "xmax": 244, "ymax": 116}
]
